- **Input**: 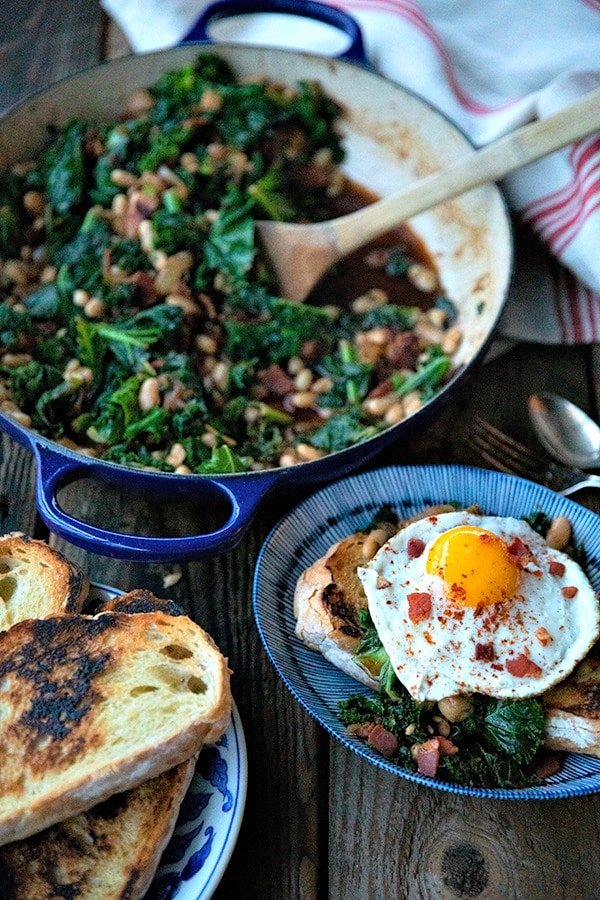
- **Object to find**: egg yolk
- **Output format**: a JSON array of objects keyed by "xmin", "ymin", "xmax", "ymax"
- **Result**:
[{"xmin": 425, "ymin": 525, "xmax": 519, "ymax": 607}]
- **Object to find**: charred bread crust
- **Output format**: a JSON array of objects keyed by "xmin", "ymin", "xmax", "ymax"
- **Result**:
[
  {"xmin": 0, "ymin": 610, "xmax": 231, "ymax": 845},
  {"xmin": 98, "ymin": 589, "xmax": 185, "ymax": 618},
  {"xmin": 543, "ymin": 654, "xmax": 600, "ymax": 756},
  {"xmin": 0, "ymin": 757, "xmax": 197, "ymax": 900},
  {"xmin": 544, "ymin": 655, "xmax": 600, "ymax": 719},
  {"xmin": 294, "ymin": 534, "xmax": 380, "ymax": 688},
  {"xmin": 294, "ymin": 533, "xmax": 370, "ymax": 654}
]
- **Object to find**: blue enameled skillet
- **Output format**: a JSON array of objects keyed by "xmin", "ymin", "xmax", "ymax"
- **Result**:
[{"xmin": 0, "ymin": 3, "xmax": 513, "ymax": 561}]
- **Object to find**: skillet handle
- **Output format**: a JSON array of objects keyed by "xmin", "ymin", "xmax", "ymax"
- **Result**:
[
  {"xmin": 181, "ymin": 0, "xmax": 369, "ymax": 65},
  {"xmin": 33, "ymin": 444, "xmax": 279, "ymax": 562}
]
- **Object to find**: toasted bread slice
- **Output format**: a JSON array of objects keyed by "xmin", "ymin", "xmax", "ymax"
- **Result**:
[
  {"xmin": 99, "ymin": 588, "xmax": 185, "ymax": 618},
  {"xmin": 0, "ymin": 755, "xmax": 197, "ymax": 900},
  {"xmin": 294, "ymin": 532, "xmax": 379, "ymax": 688},
  {"xmin": 0, "ymin": 589, "xmax": 204, "ymax": 898},
  {"xmin": 294, "ymin": 505, "xmax": 457, "ymax": 689},
  {"xmin": 544, "ymin": 653, "xmax": 600, "ymax": 756},
  {"xmin": 0, "ymin": 610, "xmax": 231, "ymax": 845},
  {"xmin": 0, "ymin": 534, "xmax": 88, "ymax": 629}
]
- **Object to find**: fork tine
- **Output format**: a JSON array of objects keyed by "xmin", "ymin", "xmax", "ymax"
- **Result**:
[
  {"xmin": 470, "ymin": 420, "xmax": 549, "ymax": 481},
  {"xmin": 470, "ymin": 435, "xmax": 545, "ymax": 481},
  {"xmin": 473, "ymin": 445, "xmax": 532, "ymax": 478},
  {"xmin": 472, "ymin": 418, "xmax": 550, "ymax": 470}
]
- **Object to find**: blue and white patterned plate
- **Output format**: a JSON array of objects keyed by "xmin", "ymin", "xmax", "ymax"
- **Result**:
[
  {"xmin": 91, "ymin": 585, "xmax": 247, "ymax": 898},
  {"xmin": 253, "ymin": 464, "xmax": 600, "ymax": 800}
]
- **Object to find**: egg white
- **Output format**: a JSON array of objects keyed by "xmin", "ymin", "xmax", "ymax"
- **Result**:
[{"xmin": 358, "ymin": 511, "xmax": 600, "ymax": 701}]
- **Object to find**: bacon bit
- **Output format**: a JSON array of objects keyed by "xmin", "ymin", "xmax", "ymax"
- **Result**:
[
  {"xmin": 506, "ymin": 537, "xmax": 536, "ymax": 568},
  {"xmin": 562, "ymin": 586, "xmax": 578, "ymax": 599},
  {"xmin": 407, "ymin": 538, "xmax": 425, "ymax": 559},
  {"xmin": 162, "ymin": 381, "xmax": 188, "ymax": 412},
  {"xmin": 84, "ymin": 127, "xmax": 104, "ymax": 157},
  {"xmin": 385, "ymin": 331, "xmax": 420, "ymax": 369},
  {"xmin": 475, "ymin": 642, "xmax": 495, "ymax": 661},
  {"xmin": 437, "ymin": 736, "xmax": 459, "ymax": 756},
  {"xmin": 407, "ymin": 592, "xmax": 432, "ymax": 623},
  {"xmin": 131, "ymin": 271, "xmax": 159, "ymax": 303},
  {"xmin": 473, "ymin": 602, "xmax": 485, "ymax": 618},
  {"xmin": 367, "ymin": 378, "xmax": 393, "ymax": 399},
  {"xmin": 300, "ymin": 339, "xmax": 322, "ymax": 362},
  {"xmin": 478, "ymin": 532, "xmax": 494, "ymax": 543},
  {"xmin": 506, "ymin": 654, "xmax": 543, "ymax": 678},
  {"xmin": 125, "ymin": 193, "xmax": 158, "ymax": 239},
  {"xmin": 258, "ymin": 364, "xmax": 295, "ymax": 397},
  {"xmin": 347, "ymin": 722, "xmax": 375, "ymax": 739},
  {"xmin": 549, "ymin": 560, "xmax": 566, "ymax": 577},
  {"xmin": 536, "ymin": 627, "xmax": 552, "ymax": 646},
  {"xmin": 367, "ymin": 724, "xmax": 399, "ymax": 758},
  {"xmin": 376, "ymin": 576, "xmax": 392, "ymax": 589},
  {"xmin": 490, "ymin": 663, "xmax": 503, "ymax": 671},
  {"xmin": 417, "ymin": 744, "xmax": 440, "ymax": 778},
  {"xmin": 414, "ymin": 735, "xmax": 458, "ymax": 778}
]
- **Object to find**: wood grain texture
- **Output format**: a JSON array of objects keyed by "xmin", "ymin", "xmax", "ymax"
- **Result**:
[
  {"xmin": 329, "ymin": 744, "xmax": 600, "ymax": 900},
  {"xmin": 0, "ymin": 0, "xmax": 103, "ymax": 113}
]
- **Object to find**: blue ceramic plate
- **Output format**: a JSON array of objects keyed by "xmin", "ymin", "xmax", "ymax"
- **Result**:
[
  {"xmin": 253, "ymin": 464, "xmax": 600, "ymax": 800},
  {"xmin": 91, "ymin": 585, "xmax": 247, "ymax": 898}
]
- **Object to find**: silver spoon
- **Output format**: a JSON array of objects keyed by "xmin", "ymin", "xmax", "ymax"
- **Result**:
[{"xmin": 528, "ymin": 393, "xmax": 600, "ymax": 469}]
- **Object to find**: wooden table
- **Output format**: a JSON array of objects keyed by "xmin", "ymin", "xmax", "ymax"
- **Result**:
[{"xmin": 2, "ymin": 4, "xmax": 600, "ymax": 897}]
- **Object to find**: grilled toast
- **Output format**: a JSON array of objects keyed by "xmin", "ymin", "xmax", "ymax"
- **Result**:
[
  {"xmin": 0, "ymin": 534, "xmax": 88, "ymax": 629},
  {"xmin": 544, "ymin": 653, "xmax": 600, "ymax": 757},
  {"xmin": 0, "ymin": 608, "xmax": 231, "ymax": 845},
  {"xmin": 0, "ymin": 589, "xmax": 208, "ymax": 899},
  {"xmin": 0, "ymin": 756, "xmax": 197, "ymax": 900},
  {"xmin": 294, "ymin": 532, "xmax": 379, "ymax": 688},
  {"xmin": 294, "ymin": 505, "xmax": 457, "ymax": 689}
]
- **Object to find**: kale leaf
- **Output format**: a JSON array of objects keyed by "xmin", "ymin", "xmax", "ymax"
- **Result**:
[
  {"xmin": 204, "ymin": 199, "xmax": 256, "ymax": 285},
  {"xmin": 307, "ymin": 409, "xmax": 378, "ymax": 454},
  {"xmin": 481, "ymin": 698, "xmax": 545, "ymax": 764},
  {"xmin": 391, "ymin": 346, "xmax": 452, "ymax": 401},
  {"xmin": 41, "ymin": 122, "xmax": 87, "ymax": 215},
  {"xmin": 316, "ymin": 348, "xmax": 373, "ymax": 408},
  {"xmin": 198, "ymin": 445, "xmax": 251, "ymax": 474}
]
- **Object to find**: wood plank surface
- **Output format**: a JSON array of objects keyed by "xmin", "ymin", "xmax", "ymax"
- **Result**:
[
  {"xmin": 0, "ymin": 0, "xmax": 104, "ymax": 113},
  {"xmin": 1, "ymin": 9, "xmax": 600, "ymax": 899}
]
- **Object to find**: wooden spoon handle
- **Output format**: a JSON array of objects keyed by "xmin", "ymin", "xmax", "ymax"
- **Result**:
[{"xmin": 332, "ymin": 86, "xmax": 600, "ymax": 256}]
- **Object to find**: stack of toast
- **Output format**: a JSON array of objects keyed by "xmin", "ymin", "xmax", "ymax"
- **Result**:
[
  {"xmin": 294, "ymin": 510, "xmax": 600, "ymax": 757},
  {"xmin": 0, "ymin": 534, "xmax": 232, "ymax": 899}
]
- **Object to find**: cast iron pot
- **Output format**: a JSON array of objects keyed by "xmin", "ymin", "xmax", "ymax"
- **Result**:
[{"xmin": 0, "ymin": 1, "xmax": 513, "ymax": 561}]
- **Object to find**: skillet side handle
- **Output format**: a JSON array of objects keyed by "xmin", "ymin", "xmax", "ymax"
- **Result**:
[
  {"xmin": 34, "ymin": 444, "xmax": 279, "ymax": 562},
  {"xmin": 180, "ymin": 0, "xmax": 369, "ymax": 65}
]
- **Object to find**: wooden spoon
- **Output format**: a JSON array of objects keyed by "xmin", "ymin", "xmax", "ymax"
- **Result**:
[{"xmin": 258, "ymin": 86, "xmax": 600, "ymax": 301}]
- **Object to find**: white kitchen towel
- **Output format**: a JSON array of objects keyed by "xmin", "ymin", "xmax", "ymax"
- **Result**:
[{"xmin": 101, "ymin": 0, "xmax": 600, "ymax": 344}]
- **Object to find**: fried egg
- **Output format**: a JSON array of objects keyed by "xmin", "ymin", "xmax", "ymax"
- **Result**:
[{"xmin": 358, "ymin": 511, "xmax": 599, "ymax": 701}]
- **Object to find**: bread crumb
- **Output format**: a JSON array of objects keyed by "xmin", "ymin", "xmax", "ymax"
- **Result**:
[{"xmin": 162, "ymin": 569, "xmax": 182, "ymax": 588}]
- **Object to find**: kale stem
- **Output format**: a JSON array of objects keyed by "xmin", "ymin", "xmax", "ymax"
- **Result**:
[{"xmin": 162, "ymin": 187, "xmax": 182, "ymax": 214}]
